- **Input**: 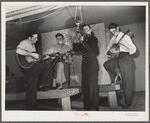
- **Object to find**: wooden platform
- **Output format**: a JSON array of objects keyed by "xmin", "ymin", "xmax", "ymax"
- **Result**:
[
  {"xmin": 6, "ymin": 88, "xmax": 79, "ymax": 111},
  {"xmin": 69, "ymin": 84, "xmax": 121, "ymax": 108},
  {"xmin": 6, "ymin": 84, "xmax": 121, "ymax": 109}
]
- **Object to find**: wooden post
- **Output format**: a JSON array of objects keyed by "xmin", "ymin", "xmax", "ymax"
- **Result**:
[
  {"xmin": 61, "ymin": 97, "xmax": 71, "ymax": 111},
  {"xmin": 108, "ymin": 91, "xmax": 117, "ymax": 108}
]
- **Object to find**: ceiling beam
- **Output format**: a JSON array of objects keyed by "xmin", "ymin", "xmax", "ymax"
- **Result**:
[{"xmin": 6, "ymin": 5, "xmax": 64, "ymax": 21}]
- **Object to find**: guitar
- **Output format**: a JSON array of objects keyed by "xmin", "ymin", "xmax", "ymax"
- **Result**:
[
  {"xmin": 107, "ymin": 29, "xmax": 131, "ymax": 59},
  {"xmin": 16, "ymin": 53, "xmax": 51, "ymax": 69},
  {"xmin": 46, "ymin": 50, "xmax": 76, "ymax": 80}
]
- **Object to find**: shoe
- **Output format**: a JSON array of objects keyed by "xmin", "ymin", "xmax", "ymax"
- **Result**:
[
  {"xmin": 118, "ymin": 103, "xmax": 124, "ymax": 107},
  {"xmin": 122, "ymin": 104, "xmax": 131, "ymax": 109},
  {"xmin": 110, "ymin": 75, "xmax": 121, "ymax": 85},
  {"xmin": 118, "ymin": 104, "xmax": 131, "ymax": 109},
  {"xmin": 110, "ymin": 82, "xmax": 115, "ymax": 85},
  {"xmin": 38, "ymin": 86, "xmax": 51, "ymax": 92},
  {"xmin": 56, "ymin": 85, "xmax": 63, "ymax": 90},
  {"xmin": 81, "ymin": 107, "xmax": 90, "ymax": 111},
  {"xmin": 114, "ymin": 75, "xmax": 121, "ymax": 82},
  {"xmin": 56, "ymin": 83, "xmax": 63, "ymax": 90}
]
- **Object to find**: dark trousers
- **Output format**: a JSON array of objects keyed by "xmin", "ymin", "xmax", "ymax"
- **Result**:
[
  {"xmin": 103, "ymin": 58, "xmax": 119, "ymax": 82},
  {"xmin": 63, "ymin": 62, "xmax": 70, "ymax": 88},
  {"xmin": 82, "ymin": 68, "xmax": 99, "ymax": 111},
  {"xmin": 21, "ymin": 63, "xmax": 48, "ymax": 110},
  {"xmin": 103, "ymin": 52, "xmax": 134, "ymax": 105}
]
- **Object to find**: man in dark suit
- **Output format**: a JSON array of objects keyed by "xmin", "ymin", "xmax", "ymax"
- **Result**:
[{"xmin": 73, "ymin": 24, "xmax": 100, "ymax": 111}]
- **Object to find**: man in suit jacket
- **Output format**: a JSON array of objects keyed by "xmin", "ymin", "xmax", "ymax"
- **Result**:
[{"xmin": 73, "ymin": 24, "xmax": 100, "ymax": 111}]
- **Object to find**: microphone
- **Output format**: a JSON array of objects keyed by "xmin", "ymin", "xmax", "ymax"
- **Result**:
[{"xmin": 76, "ymin": 23, "xmax": 80, "ymax": 33}]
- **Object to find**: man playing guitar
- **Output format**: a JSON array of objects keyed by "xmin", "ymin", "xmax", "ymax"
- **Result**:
[
  {"xmin": 16, "ymin": 30, "xmax": 50, "ymax": 110},
  {"xmin": 103, "ymin": 23, "xmax": 136, "ymax": 109},
  {"xmin": 43, "ymin": 33, "xmax": 72, "ymax": 90}
]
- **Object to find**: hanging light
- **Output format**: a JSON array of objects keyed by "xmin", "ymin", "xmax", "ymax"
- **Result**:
[{"xmin": 75, "ymin": 6, "xmax": 83, "ymax": 33}]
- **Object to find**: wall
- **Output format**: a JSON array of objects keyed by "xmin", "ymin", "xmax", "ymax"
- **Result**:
[
  {"xmin": 106, "ymin": 22, "xmax": 145, "ymax": 91},
  {"xmin": 6, "ymin": 50, "xmax": 25, "ymax": 77}
]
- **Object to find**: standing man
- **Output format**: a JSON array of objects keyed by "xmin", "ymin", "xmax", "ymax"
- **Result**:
[
  {"xmin": 44, "ymin": 33, "xmax": 71, "ymax": 89},
  {"xmin": 16, "ymin": 30, "xmax": 50, "ymax": 110},
  {"xmin": 73, "ymin": 24, "xmax": 100, "ymax": 111},
  {"xmin": 103, "ymin": 23, "xmax": 136, "ymax": 109}
]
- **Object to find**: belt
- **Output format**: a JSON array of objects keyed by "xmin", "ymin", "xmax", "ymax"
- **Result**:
[{"xmin": 118, "ymin": 52, "xmax": 129, "ymax": 59}]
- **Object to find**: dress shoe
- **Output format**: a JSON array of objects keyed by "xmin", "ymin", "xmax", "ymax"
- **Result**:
[
  {"xmin": 56, "ymin": 85, "xmax": 63, "ymax": 90},
  {"xmin": 110, "ymin": 75, "xmax": 122, "ymax": 85},
  {"xmin": 80, "ymin": 107, "xmax": 90, "ymax": 111},
  {"xmin": 56, "ymin": 83, "xmax": 63, "ymax": 90},
  {"xmin": 118, "ymin": 104, "xmax": 131, "ymax": 109},
  {"xmin": 122, "ymin": 104, "xmax": 131, "ymax": 109},
  {"xmin": 38, "ymin": 86, "xmax": 51, "ymax": 91}
]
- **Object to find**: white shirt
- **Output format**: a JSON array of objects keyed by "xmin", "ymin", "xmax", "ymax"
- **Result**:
[
  {"xmin": 107, "ymin": 32, "xmax": 136, "ymax": 55},
  {"xmin": 44, "ymin": 43, "xmax": 71, "ymax": 62},
  {"xmin": 44, "ymin": 44, "xmax": 71, "ymax": 55},
  {"xmin": 17, "ymin": 39, "xmax": 36, "ymax": 53}
]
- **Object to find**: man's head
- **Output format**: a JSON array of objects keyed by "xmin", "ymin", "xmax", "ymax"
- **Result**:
[
  {"xmin": 108, "ymin": 23, "xmax": 120, "ymax": 37},
  {"xmin": 27, "ymin": 30, "xmax": 38, "ymax": 44},
  {"xmin": 82, "ymin": 24, "xmax": 92, "ymax": 35},
  {"xmin": 55, "ymin": 33, "xmax": 64, "ymax": 44}
]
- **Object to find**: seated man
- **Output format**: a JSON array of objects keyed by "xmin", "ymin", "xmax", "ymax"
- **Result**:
[{"xmin": 44, "ymin": 33, "xmax": 72, "ymax": 89}]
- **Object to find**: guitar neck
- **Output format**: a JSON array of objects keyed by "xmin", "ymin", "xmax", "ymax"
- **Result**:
[{"xmin": 117, "ymin": 29, "xmax": 130, "ymax": 44}]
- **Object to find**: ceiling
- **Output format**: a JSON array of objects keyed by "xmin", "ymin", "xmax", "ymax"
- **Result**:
[{"xmin": 6, "ymin": 5, "xmax": 145, "ymax": 50}]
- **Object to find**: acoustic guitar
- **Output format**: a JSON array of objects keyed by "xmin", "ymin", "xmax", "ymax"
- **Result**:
[
  {"xmin": 16, "ymin": 52, "xmax": 52, "ymax": 69},
  {"xmin": 46, "ymin": 50, "xmax": 76, "ymax": 80},
  {"xmin": 107, "ymin": 29, "xmax": 131, "ymax": 59}
]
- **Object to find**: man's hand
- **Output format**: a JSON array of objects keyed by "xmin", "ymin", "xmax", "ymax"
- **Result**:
[
  {"xmin": 31, "ymin": 53, "xmax": 39, "ymax": 59},
  {"xmin": 110, "ymin": 48, "xmax": 117, "ymax": 53},
  {"xmin": 79, "ymin": 36, "xmax": 84, "ymax": 42},
  {"xmin": 51, "ymin": 56, "xmax": 56, "ymax": 59},
  {"xmin": 43, "ymin": 55, "xmax": 50, "ymax": 60}
]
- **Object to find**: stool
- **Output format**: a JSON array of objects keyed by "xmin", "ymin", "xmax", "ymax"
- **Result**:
[
  {"xmin": 6, "ymin": 88, "xmax": 79, "ymax": 111},
  {"xmin": 99, "ymin": 68, "xmax": 123, "ymax": 108},
  {"xmin": 99, "ymin": 84, "xmax": 121, "ymax": 108}
]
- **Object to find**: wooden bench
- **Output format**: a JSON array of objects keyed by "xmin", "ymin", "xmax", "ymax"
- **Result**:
[
  {"xmin": 6, "ymin": 88, "xmax": 80, "ymax": 111},
  {"xmin": 99, "ymin": 84, "xmax": 121, "ymax": 108}
]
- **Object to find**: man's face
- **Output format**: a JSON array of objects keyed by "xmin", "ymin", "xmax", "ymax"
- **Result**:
[
  {"xmin": 30, "ymin": 34, "xmax": 38, "ymax": 44},
  {"xmin": 56, "ymin": 36, "xmax": 64, "ymax": 44},
  {"xmin": 109, "ymin": 27, "xmax": 119, "ymax": 37},
  {"xmin": 83, "ymin": 25, "xmax": 92, "ymax": 35}
]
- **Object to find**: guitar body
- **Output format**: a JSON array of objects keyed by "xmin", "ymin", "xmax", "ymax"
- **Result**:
[
  {"xmin": 107, "ymin": 29, "xmax": 130, "ymax": 59},
  {"xmin": 107, "ymin": 43, "xmax": 120, "ymax": 59},
  {"xmin": 16, "ymin": 54, "xmax": 34, "ymax": 69}
]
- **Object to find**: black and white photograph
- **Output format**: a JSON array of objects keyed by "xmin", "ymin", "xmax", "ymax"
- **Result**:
[{"xmin": 1, "ymin": 1, "xmax": 149, "ymax": 122}]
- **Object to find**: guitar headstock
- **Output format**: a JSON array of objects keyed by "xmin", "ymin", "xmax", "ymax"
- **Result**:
[{"xmin": 125, "ymin": 29, "xmax": 131, "ymax": 35}]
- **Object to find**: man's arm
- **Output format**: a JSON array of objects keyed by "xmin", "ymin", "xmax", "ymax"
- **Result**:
[
  {"xmin": 16, "ymin": 48, "xmax": 39, "ymax": 59},
  {"xmin": 72, "ymin": 42, "xmax": 84, "ymax": 52},
  {"xmin": 120, "ymin": 35, "xmax": 137, "ymax": 55},
  {"xmin": 16, "ymin": 40, "xmax": 39, "ymax": 59},
  {"xmin": 81, "ymin": 40, "xmax": 93, "ymax": 51},
  {"xmin": 81, "ymin": 37, "xmax": 100, "ymax": 56}
]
